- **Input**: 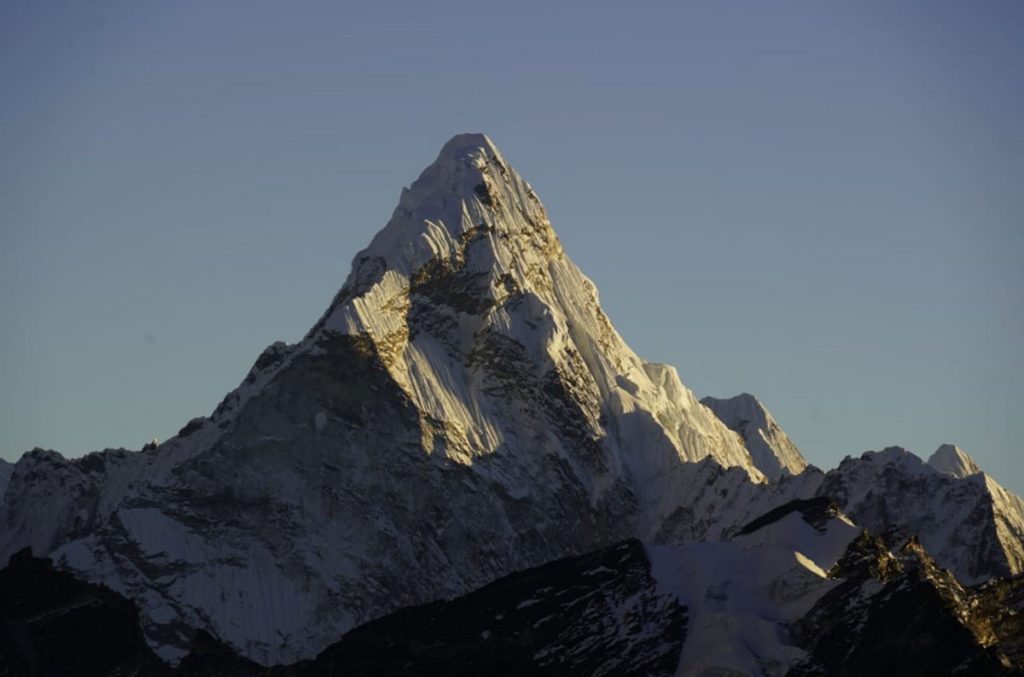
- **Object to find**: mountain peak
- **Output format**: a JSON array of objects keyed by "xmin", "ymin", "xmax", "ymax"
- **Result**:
[
  {"xmin": 0, "ymin": 134, "xmax": 768, "ymax": 664},
  {"xmin": 927, "ymin": 444, "xmax": 982, "ymax": 478},
  {"xmin": 701, "ymin": 393, "xmax": 807, "ymax": 480},
  {"xmin": 311, "ymin": 132, "xmax": 761, "ymax": 481},
  {"xmin": 331, "ymin": 132, "xmax": 550, "ymax": 293},
  {"xmin": 436, "ymin": 132, "xmax": 500, "ymax": 162}
]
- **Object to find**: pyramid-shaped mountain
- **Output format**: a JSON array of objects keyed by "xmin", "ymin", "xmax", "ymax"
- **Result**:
[
  {"xmin": 2, "ymin": 134, "xmax": 1023, "ymax": 669},
  {"xmin": 0, "ymin": 134, "xmax": 776, "ymax": 664}
]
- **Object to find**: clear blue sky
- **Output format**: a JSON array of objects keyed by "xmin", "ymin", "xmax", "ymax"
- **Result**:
[{"xmin": 1, "ymin": 1, "xmax": 1021, "ymax": 493}]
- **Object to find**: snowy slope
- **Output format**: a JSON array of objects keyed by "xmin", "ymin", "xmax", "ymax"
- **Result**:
[
  {"xmin": 701, "ymin": 393, "xmax": 808, "ymax": 480},
  {"xmin": 0, "ymin": 133, "xmax": 763, "ymax": 664},
  {"xmin": 647, "ymin": 499, "xmax": 859, "ymax": 676},
  {"xmin": 819, "ymin": 446, "xmax": 1024, "ymax": 584},
  {"xmin": 8, "ymin": 517, "xmax": 1021, "ymax": 677},
  {"xmin": 297, "ymin": 539, "xmax": 687, "ymax": 677},
  {"xmin": 306, "ymin": 133, "xmax": 764, "ymax": 515},
  {"xmin": 928, "ymin": 443, "xmax": 982, "ymax": 478},
  {"xmin": 2, "ymin": 133, "xmax": 1021, "ymax": 667}
]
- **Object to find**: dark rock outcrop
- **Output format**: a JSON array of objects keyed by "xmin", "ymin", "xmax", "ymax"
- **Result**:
[{"xmin": 0, "ymin": 547, "xmax": 170, "ymax": 677}]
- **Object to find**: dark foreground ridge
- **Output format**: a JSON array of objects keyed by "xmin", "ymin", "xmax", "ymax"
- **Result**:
[
  {"xmin": 293, "ymin": 539, "xmax": 685, "ymax": 677},
  {"xmin": 0, "ymin": 542, "xmax": 686, "ymax": 677},
  {"xmin": 4, "ymin": 525, "xmax": 1024, "ymax": 677},
  {"xmin": 0, "ymin": 547, "xmax": 171, "ymax": 676},
  {"xmin": 791, "ymin": 535, "xmax": 1024, "ymax": 676},
  {"xmin": 736, "ymin": 496, "xmax": 842, "ymax": 536}
]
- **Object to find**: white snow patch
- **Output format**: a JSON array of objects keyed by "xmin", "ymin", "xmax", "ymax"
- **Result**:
[
  {"xmin": 927, "ymin": 444, "xmax": 982, "ymax": 478},
  {"xmin": 646, "ymin": 521, "xmax": 852, "ymax": 677}
]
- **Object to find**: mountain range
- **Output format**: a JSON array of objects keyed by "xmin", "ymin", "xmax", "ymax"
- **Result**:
[{"xmin": 1, "ymin": 133, "xmax": 1021, "ymax": 675}]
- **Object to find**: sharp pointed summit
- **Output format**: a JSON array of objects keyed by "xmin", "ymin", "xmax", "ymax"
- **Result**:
[
  {"xmin": 927, "ymin": 443, "xmax": 982, "ymax": 478},
  {"xmin": 701, "ymin": 392, "xmax": 808, "ymax": 480},
  {"xmin": 2, "ymin": 133, "xmax": 1024, "ymax": 673},
  {"xmin": 0, "ymin": 133, "xmax": 763, "ymax": 664},
  {"xmin": 334, "ymin": 132, "xmax": 538, "ymax": 285}
]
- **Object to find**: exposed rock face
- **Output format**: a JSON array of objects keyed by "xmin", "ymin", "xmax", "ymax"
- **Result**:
[
  {"xmin": 1, "ymin": 133, "xmax": 1022, "ymax": 671},
  {"xmin": 2, "ymin": 506, "xmax": 1021, "ymax": 677},
  {"xmin": 0, "ymin": 459, "xmax": 11, "ymax": 504},
  {"xmin": 0, "ymin": 547, "xmax": 171, "ymax": 677},
  {"xmin": 735, "ymin": 496, "xmax": 843, "ymax": 536},
  {"xmin": 290, "ymin": 539, "xmax": 686, "ymax": 677},
  {"xmin": 0, "ymin": 133, "xmax": 761, "ymax": 664},
  {"xmin": 974, "ymin": 574, "xmax": 1024, "ymax": 668},
  {"xmin": 0, "ymin": 542, "xmax": 685, "ymax": 677},
  {"xmin": 702, "ymin": 393, "xmax": 808, "ymax": 480},
  {"xmin": 696, "ymin": 397, "xmax": 1024, "ymax": 585},
  {"xmin": 790, "ymin": 535, "xmax": 1022, "ymax": 676},
  {"xmin": 819, "ymin": 446, "xmax": 1024, "ymax": 584}
]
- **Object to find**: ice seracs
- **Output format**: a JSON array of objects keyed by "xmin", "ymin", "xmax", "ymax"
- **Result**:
[{"xmin": 701, "ymin": 392, "xmax": 808, "ymax": 480}]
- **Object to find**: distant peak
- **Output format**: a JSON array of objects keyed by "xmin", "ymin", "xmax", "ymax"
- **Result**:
[
  {"xmin": 859, "ymin": 447, "xmax": 938, "ymax": 477},
  {"xmin": 701, "ymin": 392, "xmax": 807, "ymax": 481},
  {"xmin": 927, "ymin": 444, "xmax": 982, "ymax": 479},
  {"xmin": 437, "ymin": 132, "xmax": 499, "ymax": 160},
  {"xmin": 702, "ymin": 393, "xmax": 765, "ymax": 421},
  {"xmin": 862, "ymin": 446, "xmax": 915, "ymax": 464}
]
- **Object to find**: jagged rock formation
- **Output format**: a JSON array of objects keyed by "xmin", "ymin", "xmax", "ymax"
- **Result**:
[
  {"xmin": 974, "ymin": 574, "xmax": 1024, "ymax": 668},
  {"xmin": 1, "ymin": 133, "xmax": 1022, "ymax": 671},
  {"xmin": 0, "ymin": 541, "xmax": 686, "ymax": 677},
  {"xmin": 289, "ymin": 539, "xmax": 686, "ymax": 677},
  {"xmin": 819, "ymin": 446, "xmax": 1024, "ymax": 584},
  {"xmin": 3, "ymin": 504, "xmax": 1021, "ymax": 676},
  {"xmin": 0, "ymin": 134, "xmax": 762, "ymax": 664},
  {"xmin": 790, "ymin": 534, "xmax": 1022, "ymax": 676},
  {"xmin": 647, "ymin": 441, "xmax": 1024, "ymax": 588},
  {"xmin": 0, "ymin": 459, "xmax": 11, "ymax": 504},
  {"xmin": 698, "ymin": 395, "xmax": 1024, "ymax": 585},
  {"xmin": 0, "ymin": 547, "xmax": 171, "ymax": 677},
  {"xmin": 702, "ymin": 393, "xmax": 808, "ymax": 480}
]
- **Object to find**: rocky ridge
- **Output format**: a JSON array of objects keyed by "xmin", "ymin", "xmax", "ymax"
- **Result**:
[
  {"xmin": 701, "ymin": 393, "xmax": 808, "ymax": 480},
  {"xmin": 0, "ymin": 134, "xmax": 765, "ymax": 664},
  {"xmin": 0, "ymin": 134, "xmax": 1022, "ymax": 670},
  {"xmin": 4, "ymin": 500, "xmax": 1021, "ymax": 676}
]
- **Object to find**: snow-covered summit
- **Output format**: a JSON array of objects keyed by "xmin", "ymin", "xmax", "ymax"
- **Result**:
[
  {"xmin": 310, "ymin": 131, "xmax": 765, "ymax": 495},
  {"xmin": 338, "ymin": 132, "xmax": 514, "ymax": 283},
  {"xmin": 0, "ymin": 133, "xmax": 764, "ymax": 664},
  {"xmin": 927, "ymin": 443, "xmax": 982, "ymax": 478},
  {"xmin": 701, "ymin": 393, "xmax": 807, "ymax": 480},
  {"xmin": 855, "ymin": 445, "xmax": 936, "ymax": 476},
  {"xmin": 820, "ymin": 445, "xmax": 1024, "ymax": 584},
  {"xmin": 2, "ymin": 134, "xmax": 1021, "ymax": 667}
]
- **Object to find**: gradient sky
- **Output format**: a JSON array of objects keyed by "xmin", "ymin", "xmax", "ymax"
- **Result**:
[{"xmin": 1, "ymin": 1, "xmax": 1021, "ymax": 492}]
